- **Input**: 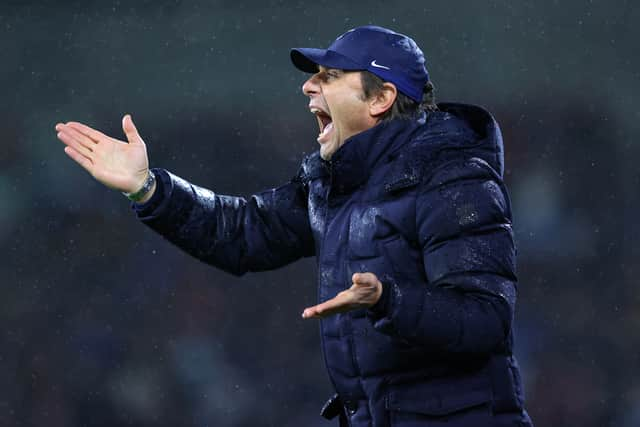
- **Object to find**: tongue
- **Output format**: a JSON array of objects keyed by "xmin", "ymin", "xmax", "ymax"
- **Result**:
[{"xmin": 318, "ymin": 122, "xmax": 334, "ymax": 142}]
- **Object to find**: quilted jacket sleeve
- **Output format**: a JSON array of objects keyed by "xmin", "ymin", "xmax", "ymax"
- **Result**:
[
  {"xmin": 369, "ymin": 157, "xmax": 516, "ymax": 354},
  {"xmin": 134, "ymin": 167, "xmax": 315, "ymax": 276}
]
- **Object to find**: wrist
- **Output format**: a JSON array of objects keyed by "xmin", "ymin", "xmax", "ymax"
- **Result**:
[{"xmin": 123, "ymin": 170, "xmax": 156, "ymax": 202}]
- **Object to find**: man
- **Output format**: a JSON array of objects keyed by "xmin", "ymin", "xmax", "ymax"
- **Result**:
[{"xmin": 55, "ymin": 25, "xmax": 533, "ymax": 427}]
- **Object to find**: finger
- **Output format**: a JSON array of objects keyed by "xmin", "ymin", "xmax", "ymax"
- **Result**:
[
  {"xmin": 122, "ymin": 114, "xmax": 144, "ymax": 145},
  {"xmin": 57, "ymin": 130, "xmax": 94, "ymax": 159},
  {"xmin": 57, "ymin": 125, "xmax": 97, "ymax": 152},
  {"xmin": 301, "ymin": 306, "xmax": 320, "ymax": 319},
  {"xmin": 302, "ymin": 292, "xmax": 353, "ymax": 319},
  {"xmin": 64, "ymin": 146, "xmax": 93, "ymax": 172},
  {"xmin": 65, "ymin": 121, "xmax": 109, "ymax": 143},
  {"xmin": 302, "ymin": 304, "xmax": 331, "ymax": 319}
]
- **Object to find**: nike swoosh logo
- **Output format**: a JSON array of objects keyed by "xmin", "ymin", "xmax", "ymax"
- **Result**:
[{"xmin": 370, "ymin": 60, "xmax": 391, "ymax": 70}]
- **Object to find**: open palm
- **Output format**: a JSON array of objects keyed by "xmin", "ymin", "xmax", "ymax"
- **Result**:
[{"xmin": 55, "ymin": 115, "xmax": 150, "ymax": 194}]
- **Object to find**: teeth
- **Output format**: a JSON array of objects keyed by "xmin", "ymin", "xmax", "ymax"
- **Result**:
[
  {"xmin": 310, "ymin": 107, "xmax": 330, "ymax": 118},
  {"xmin": 319, "ymin": 122, "xmax": 334, "ymax": 139},
  {"xmin": 310, "ymin": 106, "xmax": 332, "ymax": 142}
]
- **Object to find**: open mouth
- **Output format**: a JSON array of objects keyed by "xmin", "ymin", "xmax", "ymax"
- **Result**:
[{"xmin": 310, "ymin": 107, "xmax": 334, "ymax": 143}]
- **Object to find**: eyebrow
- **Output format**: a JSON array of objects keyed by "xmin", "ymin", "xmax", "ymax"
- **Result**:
[{"xmin": 318, "ymin": 66, "xmax": 343, "ymax": 75}]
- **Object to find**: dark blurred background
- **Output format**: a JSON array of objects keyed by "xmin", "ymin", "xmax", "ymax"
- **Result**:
[{"xmin": 1, "ymin": 1, "xmax": 639, "ymax": 426}]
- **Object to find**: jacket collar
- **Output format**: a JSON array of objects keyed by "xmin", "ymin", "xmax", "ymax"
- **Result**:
[{"xmin": 324, "ymin": 113, "xmax": 426, "ymax": 194}]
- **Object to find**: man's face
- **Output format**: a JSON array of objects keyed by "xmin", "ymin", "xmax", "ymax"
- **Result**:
[{"xmin": 302, "ymin": 66, "xmax": 377, "ymax": 160}]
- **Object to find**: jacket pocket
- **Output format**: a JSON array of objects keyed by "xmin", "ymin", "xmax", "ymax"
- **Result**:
[
  {"xmin": 385, "ymin": 376, "xmax": 492, "ymax": 425},
  {"xmin": 381, "ymin": 235, "xmax": 423, "ymax": 280},
  {"xmin": 386, "ymin": 387, "xmax": 490, "ymax": 416}
]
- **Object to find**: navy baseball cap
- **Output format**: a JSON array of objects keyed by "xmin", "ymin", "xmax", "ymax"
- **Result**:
[{"xmin": 291, "ymin": 25, "xmax": 429, "ymax": 103}]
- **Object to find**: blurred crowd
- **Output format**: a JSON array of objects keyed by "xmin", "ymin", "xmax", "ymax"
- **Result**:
[{"xmin": 2, "ymin": 94, "xmax": 639, "ymax": 427}]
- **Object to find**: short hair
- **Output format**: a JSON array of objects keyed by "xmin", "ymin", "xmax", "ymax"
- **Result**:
[{"xmin": 360, "ymin": 71, "xmax": 437, "ymax": 121}]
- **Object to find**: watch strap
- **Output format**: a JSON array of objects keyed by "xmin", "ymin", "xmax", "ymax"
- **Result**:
[{"xmin": 123, "ymin": 170, "xmax": 156, "ymax": 202}]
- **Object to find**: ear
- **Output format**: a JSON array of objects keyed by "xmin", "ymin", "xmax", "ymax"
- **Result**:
[{"xmin": 369, "ymin": 82, "xmax": 397, "ymax": 117}]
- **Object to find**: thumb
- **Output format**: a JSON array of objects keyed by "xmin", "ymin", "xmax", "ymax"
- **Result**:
[
  {"xmin": 352, "ymin": 272, "xmax": 377, "ymax": 285},
  {"xmin": 122, "ymin": 114, "xmax": 143, "ymax": 144}
]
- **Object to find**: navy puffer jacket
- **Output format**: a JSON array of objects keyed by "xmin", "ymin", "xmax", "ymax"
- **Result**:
[{"xmin": 135, "ymin": 103, "xmax": 532, "ymax": 427}]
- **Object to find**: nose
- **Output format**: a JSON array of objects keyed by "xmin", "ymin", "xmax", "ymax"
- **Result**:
[{"xmin": 302, "ymin": 73, "xmax": 320, "ymax": 97}]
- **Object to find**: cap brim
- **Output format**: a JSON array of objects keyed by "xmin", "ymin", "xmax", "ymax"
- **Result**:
[
  {"xmin": 290, "ymin": 48, "xmax": 363, "ymax": 73},
  {"xmin": 290, "ymin": 48, "xmax": 324, "ymax": 73}
]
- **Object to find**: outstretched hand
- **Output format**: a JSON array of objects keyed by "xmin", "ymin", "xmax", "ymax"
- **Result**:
[
  {"xmin": 55, "ymin": 115, "xmax": 150, "ymax": 194},
  {"xmin": 302, "ymin": 272, "xmax": 382, "ymax": 319}
]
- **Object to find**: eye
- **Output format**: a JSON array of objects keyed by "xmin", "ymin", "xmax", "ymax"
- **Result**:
[{"xmin": 316, "ymin": 68, "xmax": 341, "ymax": 83}]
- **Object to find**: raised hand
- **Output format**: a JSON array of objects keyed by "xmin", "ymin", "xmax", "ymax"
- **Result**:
[
  {"xmin": 55, "ymin": 115, "xmax": 150, "ymax": 194},
  {"xmin": 302, "ymin": 272, "xmax": 383, "ymax": 319}
]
